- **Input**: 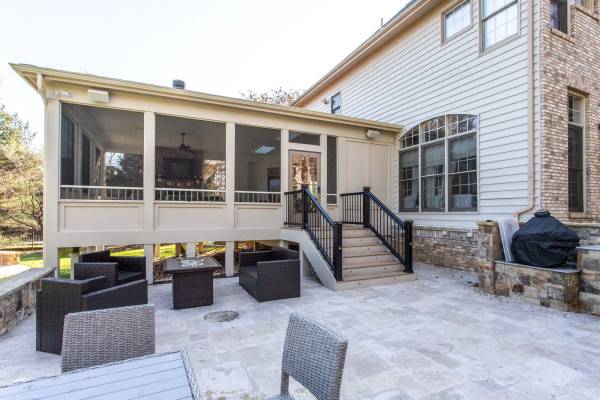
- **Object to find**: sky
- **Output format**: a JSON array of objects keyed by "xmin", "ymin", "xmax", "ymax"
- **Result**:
[{"xmin": 0, "ymin": 0, "xmax": 407, "ymax": 148}]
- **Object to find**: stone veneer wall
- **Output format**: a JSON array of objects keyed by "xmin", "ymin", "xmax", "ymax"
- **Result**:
[
  {"xmin": 0, "ymin": 267, "xmax": 55, "ymax": 336},
  {"xmin": 577, "ymin": 245, "xmax": 600, "ymax": 315},
  {"xmin": 540, "ymin": 1, "xmax": 600, "ymax": 222},
  {"xmin": 413, "ymin": 225, "xmax": 480, "ymax": 271}
]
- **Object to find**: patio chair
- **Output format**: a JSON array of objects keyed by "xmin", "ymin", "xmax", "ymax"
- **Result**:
[
  {"xmin": 75, "ymin": 249, "xmax": 146, "ymax": 286},
  {"xmin": 36, "ymin": 277, "xmax": 148, "ymax": 355},
  {"xmin": 239, "ymin": 247, "xmax": 300, "ymax": 302},
  {"xmin": 61, "ymin": 304, "xmax": 155, "ymax": 372},
  {"xmin": 267, "ymin": 313, "xmax": 348, "ymax": 400}
]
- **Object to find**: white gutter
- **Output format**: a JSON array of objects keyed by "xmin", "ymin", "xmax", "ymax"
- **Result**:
[{"xmin": 514, "ymin": 0, "xmax": 537, "ymax": 221}]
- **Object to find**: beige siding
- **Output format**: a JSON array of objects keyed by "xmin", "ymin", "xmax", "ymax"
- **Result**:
[{"xmin": 305, "ymin": 0, "xmax": 541, "ymax": 227}]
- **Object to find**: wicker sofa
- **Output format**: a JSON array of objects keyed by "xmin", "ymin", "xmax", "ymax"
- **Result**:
[
  {"xmin": 239, "ymin": 247, "xmax": 300, "ymax": 302},
  {"xmin": 74, "ymin": 250, "xmax": 146, "ymax": 286},
  {"xmin": 36, "ymin": 276, "xmax": 148, "ymax": 355}
]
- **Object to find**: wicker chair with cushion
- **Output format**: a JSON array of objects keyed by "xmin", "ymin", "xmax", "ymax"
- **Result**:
[
  {"xmin": 75, "ymin": 250, "xmax": 146, "ymax": 286},
  {"xmin": 267, "ymin": 313, "xmax": 348, "ymax": 400},
  {"xmin": 36, "ymin": 277, "xmax": 148, "ymax": 355},
  {"xmin": 61, "ymin": 304, "xmax": 155, "ymax": 372},
  {"xmin": 239, "ymin": 247, "xmax": 300, "ymax": 302}
]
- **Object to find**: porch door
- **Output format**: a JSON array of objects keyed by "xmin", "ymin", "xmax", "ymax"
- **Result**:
[{"xmin": 289, "ymin": 151, "xmax": 321, "ymax": 199}]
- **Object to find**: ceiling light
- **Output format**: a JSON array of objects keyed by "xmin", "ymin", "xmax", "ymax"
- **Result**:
[{"xmin": 254, "ymin": 146, "xmax": 275, "ymax": 154}]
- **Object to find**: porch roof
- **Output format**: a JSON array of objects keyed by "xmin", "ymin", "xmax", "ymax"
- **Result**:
[{"xmin": 10, "ymin": 63, "xmax": 403, "ymax": 134}]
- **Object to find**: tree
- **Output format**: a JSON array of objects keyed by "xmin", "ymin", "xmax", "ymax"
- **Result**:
[
  {"xmin": 240, "ymin": 87, "xmax": 303, "ymax": 106},
  {"xmin": 0, "ymin": 105, "xmax": 43, "ymax": 237}
]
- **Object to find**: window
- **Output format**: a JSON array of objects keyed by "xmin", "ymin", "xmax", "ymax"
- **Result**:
[
  {"xmin": 444, "ymin": 0, "xmax": 471, "ymax": 41},
  {"xmin": 289, "ymin": 131, "xmax": 320, "ymax": 146},
  {"xmin": 327, "ymin": 136, "xmax": 338, "ymax": 204},
  {"xmin": 574, "ymin": 0, "xmax": 592, "ymax": 8},
  {"xmin": 568, "ymin": 94, "xmax": 584, "ymax": 212},
  {"xmin": 331, "ymin": 92, "xmax": 342, "ymax": 115},
  {"xmin": 549, "ymin": 0, "xmax": 568, "ymax": 33},
  {"xmin": 482, "ymin": 0, "xmax": 519, "ymax": 49},
  {"xmin": 399, "ymin": 149, "xmax": 419, "ymax": 211},
  {"xmin": 398, "ymin": 114, "xmax": 478, "ymax": 213}
]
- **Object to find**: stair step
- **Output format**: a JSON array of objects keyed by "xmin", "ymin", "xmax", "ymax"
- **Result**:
[
  {"xmin": 342, "ymin": 263, "xmax": 405, "ymax": 278},
  {"xmin": 342, "ymin": 252, "xmax": 395, "ymax": 266},
  {"xmin": 342, "ymin": 244, "xmax": 388, "ymax": 256},
  {"xmin": 342, "ymin": 259, "xmax": 404, "ymax": 269},
  {"xmin": 342, "ymin": 229, "xmax": 376, "ymax": 238},
  {"xmin": 342, "ymin": 236, "xmax": 381, "ymax": 246},
  {"xmin": 336, "ymin": 272, "xmax": 416, "ymax": 290}
]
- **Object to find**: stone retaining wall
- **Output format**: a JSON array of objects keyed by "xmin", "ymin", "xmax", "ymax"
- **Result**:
[
  {"xmin": 0, "ymin": 267, "xmax": 55, "ymax": 336},
  {"xmin": 578, "ymin": 245, "xmax": 600, "ymax": 315}
]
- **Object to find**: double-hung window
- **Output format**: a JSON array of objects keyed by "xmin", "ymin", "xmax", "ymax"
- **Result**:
[
  {"xmin": 549, "ymin": 0, "xmax": 568, "ymax": 33},
  {"xmin": 444, "ymin": 0, "xmax": 472, "ymax": 41},
  {"xmin": 399, "ymin": 114, "xmax": 478, "ymax": 213},
  {"xmin": 482, "ymin": 0, "xmax": 519, "ymax": 49},
  {"xmin": 568, "ymin": 94, "xmax": 584, "ymax": 212}
]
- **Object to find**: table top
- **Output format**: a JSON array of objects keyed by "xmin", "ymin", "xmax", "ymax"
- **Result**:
[
  {"xmin": 165, "ymin": 256, "xmax": 222, "ymax": 273},
  {"xmin": 0, "ymin": 351, "xmax": 200, "ymax": 400}
]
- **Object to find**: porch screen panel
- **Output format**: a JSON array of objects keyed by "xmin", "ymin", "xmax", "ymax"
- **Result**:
[
  {"xmin": 61, "ymin": 114, "xmax": 75, "ymax": 185},
  {"xmin": 235, "ymin": 125, "xmax": 281, "ymax": 203},
  {"xmin": 80, "ymin": 133, "xmax": 91, "ymax": 186},
  {"xmin": 327, "ymin": 136, "xmax": 337, "ymax": 204}
]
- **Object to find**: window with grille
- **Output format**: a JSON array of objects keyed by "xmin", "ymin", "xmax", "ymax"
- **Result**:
[
  {"xmin": 482, "ymin": 0, "xmax": 519, "ymax": 49},
  {"xmin": 568, "ymin": 94, "xmax": 584, "ymax": 213}
]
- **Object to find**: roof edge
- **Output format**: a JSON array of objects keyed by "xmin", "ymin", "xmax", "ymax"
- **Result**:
[{"xmin": 10, "ymin": 63, "xmax": 402, "ymax": 133}]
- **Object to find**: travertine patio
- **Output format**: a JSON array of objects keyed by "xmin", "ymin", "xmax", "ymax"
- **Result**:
[{"xmin": 1, "ymin": 263, "xmax": 599, "ymax": 399}]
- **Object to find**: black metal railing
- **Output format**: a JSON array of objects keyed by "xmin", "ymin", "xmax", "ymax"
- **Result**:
[
  {"xmin": 284, "ymin": 187, "xmax": 343, "ymax": 280},
  {"xmin": 341, "ymin": 187, "xmax": 413, "ymax": 273}
]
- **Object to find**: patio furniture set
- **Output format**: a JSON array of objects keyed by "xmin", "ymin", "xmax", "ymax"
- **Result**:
[{"xmin": 2, "ymin": 247, "xmax": 342, "ymax": 398}]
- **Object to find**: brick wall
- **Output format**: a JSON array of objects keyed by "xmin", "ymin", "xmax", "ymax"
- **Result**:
[
  {"xmin": 413, "ymin": 225, "xmax": 481, "ymax": 271},
  {"xmin": 540, "ymin": 1, "xmax": 600, "ymax": 222}
]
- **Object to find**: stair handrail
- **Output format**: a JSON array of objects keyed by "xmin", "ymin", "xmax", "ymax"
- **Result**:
[
  {"xmin": 284, "ymin": 186, "xmax": 343, "ymax": 280},
  {"xmin": 340, "ymin": 187, "xmax": 413, "ymax": 273}
]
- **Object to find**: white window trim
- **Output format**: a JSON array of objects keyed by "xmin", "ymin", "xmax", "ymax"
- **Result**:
[
  {"xmin": 567, "ymin": 92, "xmax": 586, "ymax": 213},
  {"xmin": 480, "ymin": 0, "xmax": 521, "ymax": 53},
  {"xmin": 442, "ymin": 0, "xmax": 474, "ymax": 43},
  {"xmin": 398, "ymin": 114, "xmax": 480, "ymax": 214}
]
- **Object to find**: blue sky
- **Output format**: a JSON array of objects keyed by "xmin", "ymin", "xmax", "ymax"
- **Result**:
[{"xmin": 0, "ymin": 0, "xmax": 407, "ymax": 148}]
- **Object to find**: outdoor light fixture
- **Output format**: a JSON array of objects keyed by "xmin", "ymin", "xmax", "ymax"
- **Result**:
[
  {"xmin": 87, "ymin": 89, "xmax": 110, "ymax": 103},
  {"xmin": 254, "ymin": 146, "xmax": 275, "ymax": 154},
  {"xmin": 366, "ymin": 129, "xmax": 381, "ymax": 139}
]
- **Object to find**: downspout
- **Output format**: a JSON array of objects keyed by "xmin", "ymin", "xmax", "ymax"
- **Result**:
[{"xmin": 514, "ymin": 0, "xmax": 537, "ymax": 221}]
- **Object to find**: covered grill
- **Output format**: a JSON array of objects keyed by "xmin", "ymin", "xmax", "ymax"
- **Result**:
[{"xmin": 511, "ymin": 210, "xmax": 580, "ymax": 268}]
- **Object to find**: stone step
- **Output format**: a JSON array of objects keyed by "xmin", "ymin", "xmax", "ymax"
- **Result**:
[
  {"xmin": 342, "ymin": 262, "xmax": 405, "ymax": 279},
  {"xmin": 342, "ymin": 236, "xmax": 381, "ymax": 246},
  {"xmin": 342, "ymin": 252, "xmax": 396, "ymax": 266},
  {"xmin": 336, "ymin": 271, "xmax": 416, "ymax": 290},
  {"xmin": 342, "ymin": 244, "xmax": 388, "ymax": 257}
]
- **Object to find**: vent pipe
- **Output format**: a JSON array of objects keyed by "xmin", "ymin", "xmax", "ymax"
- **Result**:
[{"xmin": 172, "ymin": 79, "xmax": 186, "ymax": 90}]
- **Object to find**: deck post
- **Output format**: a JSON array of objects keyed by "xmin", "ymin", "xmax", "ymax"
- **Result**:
[
  {"xmin": 43, "ymin": 99, "xmax": 60, "ymax": 270},
  {"xmin": 225, "ymin": 241, "xmax": 234, "ymax": 277},
  {"xmin": 362, "ymin": 186, "xmax": 371, "ymax": 228},
  {"xmin": 225, "ymin": 123, "xmax": 235, "ymax": 228},
  {"xmin": 404, "ymin": 220, "xmax": 414, "ymax": 273},
  {"xmin": 186, "ymin": 243, "xmax": 196, "ymax": 258},
  {"xmin": 143, "ymin": 112, "xmax": 155, "ymax": 231},
  {"xmin": 144, "ymin": 244, "xmax": 154, "ymax": 284}
]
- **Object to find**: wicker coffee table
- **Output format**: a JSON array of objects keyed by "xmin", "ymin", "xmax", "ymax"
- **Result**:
[{"xmin": 164, "ymin": 257, "xmax": 222, "ymax": 309}]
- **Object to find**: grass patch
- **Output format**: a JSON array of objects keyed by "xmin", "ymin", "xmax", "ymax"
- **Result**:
[{"xmin": 20, "ymin": 251, "xmax": 71, "ymax": 278}]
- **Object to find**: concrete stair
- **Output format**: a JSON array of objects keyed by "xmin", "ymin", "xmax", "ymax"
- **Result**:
[{"xmin": 336, "ymin": 226, "xmax": 414, "ymax": 290}]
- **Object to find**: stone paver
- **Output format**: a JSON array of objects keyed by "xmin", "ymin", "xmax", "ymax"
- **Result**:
[{"xmin": 0, "ymin": 263, "xmax": 599, "ymax": 399}]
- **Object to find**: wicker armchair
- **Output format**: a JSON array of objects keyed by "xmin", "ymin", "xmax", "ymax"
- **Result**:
[
  {"xmin": 75, "ymin": 250, "xmax": 146, "ymax": 286},
  {"xmin": 61, "ymin": 305, "xmax": 155, "ymax": 372},
  {"xmin": 36, "ymin": 277, "xmax": 148, "ymax": 355},
  {"xmin": 267, "ymin": 313, "xmax": 348, "ymax": 400},
  {"xmin": 239, "ymin": 247, "xmax": 300, "ymax": 302}
]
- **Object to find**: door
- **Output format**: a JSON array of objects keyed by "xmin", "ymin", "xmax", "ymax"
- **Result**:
[{"xmin": 289, "ymin": 151, "xmax": 321, "ymax": 198}]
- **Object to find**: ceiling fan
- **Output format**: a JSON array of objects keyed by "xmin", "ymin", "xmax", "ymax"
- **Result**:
[{"xmin": 178, "ymin": 132, "xmax": 198, "ymax": 154}]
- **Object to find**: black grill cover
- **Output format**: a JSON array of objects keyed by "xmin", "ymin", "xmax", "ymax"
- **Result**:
[{"xmin": 511, "ymin": 210, "xmax": 580, "ymax": 268}]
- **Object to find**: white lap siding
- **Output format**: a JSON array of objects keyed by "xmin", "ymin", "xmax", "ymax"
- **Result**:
[{"xmin": 304, "ymin": 0, "xmax": 541, "ymax": 227}]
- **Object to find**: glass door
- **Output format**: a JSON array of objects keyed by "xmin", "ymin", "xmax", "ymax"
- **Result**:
[{"xmin": 289, "ymin": 151, "xmax": 320, "ymax": 199}]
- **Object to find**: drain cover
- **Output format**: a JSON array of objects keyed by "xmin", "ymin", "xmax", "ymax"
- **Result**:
[{"xmin": 204, "ymin": 311, "xmax": 239, "ymax": 323}]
